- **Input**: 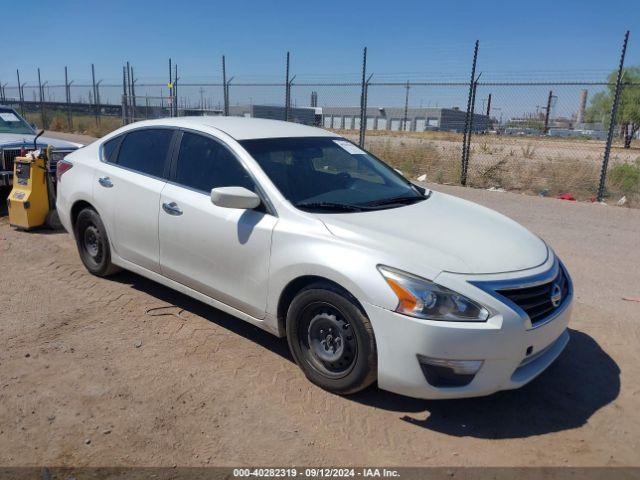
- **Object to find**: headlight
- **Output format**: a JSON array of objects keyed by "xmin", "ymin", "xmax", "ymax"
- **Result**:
[{"xmin": 378, "ymin": 266, "xmax": 490, "ymax": 321}]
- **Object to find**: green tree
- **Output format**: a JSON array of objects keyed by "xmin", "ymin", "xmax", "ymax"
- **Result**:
[{"xmin": 584, "ymin": 66, "xmax": 640, "ymax": 148}]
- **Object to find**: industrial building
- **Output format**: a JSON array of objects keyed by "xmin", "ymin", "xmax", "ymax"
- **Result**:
[
  {"xmin": 320, "ymin": 106, "xmax": 489, "ymax": 133},
  {"xmin": 224, "ymin": 104, "xmax": 489, "ymax": 132}
]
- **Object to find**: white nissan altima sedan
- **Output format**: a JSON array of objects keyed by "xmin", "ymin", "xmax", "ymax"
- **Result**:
[{"xmin": 56, "ymin": 117, "xmax": 572, "ymax": 399}]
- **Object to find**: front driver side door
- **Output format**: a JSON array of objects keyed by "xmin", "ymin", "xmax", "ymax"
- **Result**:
[{"xmin": 158, "ymin": 131, "xmax": 277, "ymax": 319}]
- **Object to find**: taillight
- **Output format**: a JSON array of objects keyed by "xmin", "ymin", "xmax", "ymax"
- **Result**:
[{"xmin": 56, "ymin": 160, "xmax": 73, "ymax": 182}]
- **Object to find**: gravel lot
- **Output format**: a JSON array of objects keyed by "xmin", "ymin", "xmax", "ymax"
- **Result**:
[{"xmin": 0, "ymin": 135, "xmax": 639, "ymax": 467}]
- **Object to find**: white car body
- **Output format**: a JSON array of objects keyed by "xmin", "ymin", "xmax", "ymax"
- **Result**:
[{"xmin": 56, "ymin": 117, "xmax": 572, "ymax": 399}]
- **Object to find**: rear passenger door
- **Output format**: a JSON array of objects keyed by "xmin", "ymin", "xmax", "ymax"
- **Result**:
[
  {"xmin": 158, "ymin": 130, "xmax": 277, "ymax": 319},
  {"xmin": 92, "ymin": 128, "xmax": 175, "ymax": 273}
]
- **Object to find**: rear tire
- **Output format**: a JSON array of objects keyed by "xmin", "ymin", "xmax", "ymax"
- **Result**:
[
  {"xmin": 286, "ymin": 284, "xmax": 377, "ymax": 395},
  {"xmin": 74, "ymin": 208, "xmax": 120, "ymax": 277}
]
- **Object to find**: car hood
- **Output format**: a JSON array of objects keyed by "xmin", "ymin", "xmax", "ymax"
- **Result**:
[
  {"xmin": 316, "ymin": 191, "xmax": 549, "ymax": 275},
  {"xmin": 0, "ymin": 133, "xmax": 83, "ymax": 149}
]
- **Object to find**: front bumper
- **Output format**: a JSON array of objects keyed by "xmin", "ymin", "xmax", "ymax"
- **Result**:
[{"xmin": 364, "ymin": 260, "xmax": 572, "ymax": 400}]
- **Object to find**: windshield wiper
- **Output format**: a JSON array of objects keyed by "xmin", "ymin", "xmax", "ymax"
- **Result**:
[
  {"xmin": 364, "ymin": 195, "xmax": 427, "ymax": 207},
  {"xmin": 294, "ymin": 201, "xmax": 371, "ymax": 212}
]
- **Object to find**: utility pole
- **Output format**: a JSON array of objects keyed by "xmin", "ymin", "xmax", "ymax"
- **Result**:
[{"xmin": 486, "ymin": 93, "xmax": 492, "ymax": 117}]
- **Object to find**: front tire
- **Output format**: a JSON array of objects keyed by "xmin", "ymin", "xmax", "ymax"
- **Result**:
[
  {"xmin": 286, "ymin": 284, "xmax": 377, "ymax": 395},
  {"xmin": 74, "ymin": 208, "xmax": 120, "ymax": 277}
]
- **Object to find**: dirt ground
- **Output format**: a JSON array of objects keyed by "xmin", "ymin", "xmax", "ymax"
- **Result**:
[{"xmin": 1, "ymin": 145, "xmax": 639, "ymax": 467}]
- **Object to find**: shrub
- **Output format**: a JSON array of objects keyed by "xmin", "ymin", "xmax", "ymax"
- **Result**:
[{"xmin": 608, "ymin": 159, "xmax": 640, "ymax": 202}]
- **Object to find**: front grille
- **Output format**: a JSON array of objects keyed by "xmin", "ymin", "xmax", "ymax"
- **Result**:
[
  {"xmin": 1, "ymin": 148, "xmax": 33, "ymax": 172},
  {"xmin": 497, "ymin": 266, "xmax": 570, "ymax": 326}
]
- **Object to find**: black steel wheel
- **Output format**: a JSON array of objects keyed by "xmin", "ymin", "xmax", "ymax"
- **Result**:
[
  {"xmin": 286, "ymin": 283, "xmax": 377, "ymax": 395},
  {"xmin": 74, "ymin": 208, "xmax": 120, "ymax": 277},
  {"xmin": 301, "ymin": 303, "xmax": 357, "ymax": 379}
]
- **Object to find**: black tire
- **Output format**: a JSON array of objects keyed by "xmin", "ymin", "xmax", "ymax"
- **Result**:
[
  {"xmin": 286, "ymin": 283, "xmax": 377, "ymax": 395},
  {"xmin": 74, "ymin": 208, "xmax": 120, "ymax": 277}
]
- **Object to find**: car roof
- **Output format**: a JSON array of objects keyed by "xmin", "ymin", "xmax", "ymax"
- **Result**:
[{"xmin": 122, "ymin": 116, "xmax": 337, "ymax": 141}]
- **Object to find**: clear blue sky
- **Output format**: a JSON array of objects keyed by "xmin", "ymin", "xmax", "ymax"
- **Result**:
[
  {"xmin": 0, "ymin": 0, "xmax": 637, "ymax": 114},
  {"xmin": 1, "ymin": 0, "xmax": 636, "ymax": 83}
]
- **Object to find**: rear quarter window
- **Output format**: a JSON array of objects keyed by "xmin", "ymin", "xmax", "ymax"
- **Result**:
[{"xmin": 101, "ymin": 136, "xmax": 122, "ymax": 163}]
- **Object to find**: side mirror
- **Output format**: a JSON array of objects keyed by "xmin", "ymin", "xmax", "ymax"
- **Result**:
[{"xmin": 211, "ymin": 186, "xmax": 261, "ymax": 210}]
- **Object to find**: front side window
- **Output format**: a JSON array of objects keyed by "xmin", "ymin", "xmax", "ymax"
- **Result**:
[
  {"xmin": 116, "ymin": 129, "xmax": 173, "ymax": 178},
  {"xmin": 174, "ymin": 132, "xmax": 255, "ymax": 193},
  {"xmin": 239, "ymin": 137, "xmax": 425, "ymax": 212}
]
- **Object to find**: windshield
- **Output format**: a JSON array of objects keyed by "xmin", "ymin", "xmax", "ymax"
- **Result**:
[
  {"xmin": 239, "ymin": 137, "xmax": 426, "ymax": 212},
  {"xmin": 0, "ymin": 108, "xmax": 35, "ymax": 135}
]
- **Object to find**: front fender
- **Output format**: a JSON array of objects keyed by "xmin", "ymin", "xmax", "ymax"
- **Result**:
[{"xmin": 265, "ymin": 224, "xmax": 400, "ymax": 320}]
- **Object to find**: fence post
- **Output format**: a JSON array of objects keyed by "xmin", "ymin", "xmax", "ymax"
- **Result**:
[
  {"xmin": 91, "ymin": 64, "xmax": 99, "ymax": 127},
  {"xmin": 131, "ymin": 66, "xmax": 137, "ymax": 120},
  {"xmin": 460, "ymin": 40, "xmax": 479, "ymax": 186},
  {"xmin": 122, "ymin": 65, "xmax": 128, "ymax": 124},
  {"xmin": 222, "ymin": 55, "xmax": 229, "ymax": 116},
  {"xmin": 96, "ymin": 80, "xmax": 102, "ymax": 122},
  {"xmin": 597, "ymin": 30, "xmax": 630, "ymax": 202},
  {"xmin": 168, "ymin": 58, "xmax": 173, "ymax": 118},
  {"xmin": 462, "ymin": 73, "xmax": 481, "ymax": 183},
  {"xmin": 65, "ymin": 66, "xmax": 72, "ymax": 130},
  {"xmin": 173, "ymin": 63, "xmax": 178, "ymax": 117},
  {"xmin": 358, "ymin": 47, "xmax": 368, "ymax": 147},
  {"xmin": 402, "ymin": 80, "xmax": 410, "ymax": 131},
  {"xmin": 16, "ymin": 70, "xmax": 24, "ymax": 116},
  {"xmin": 285, "ymin": 52, "xmax": 290, "ymax": 121},
  {"xmin": 543, "ymin": 90, "xmax": 553, "ymax": 134},
  {"xmin": 37, "ymin": 68, "xmax": 47, "ymax": 130}
]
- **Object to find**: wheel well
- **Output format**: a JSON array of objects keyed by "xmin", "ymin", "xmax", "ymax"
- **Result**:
[
  {"xmin": 70, "ymin": 200, "xmax": 95, "ymax": 229},
  {"xmin": 277, "ymin": 275, "xmax": 365, "ymax": 336}
]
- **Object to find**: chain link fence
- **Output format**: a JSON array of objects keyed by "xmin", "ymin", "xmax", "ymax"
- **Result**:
[{"xmin": 1, "ymin": 33, "xmax": 637, "ymax": 206}]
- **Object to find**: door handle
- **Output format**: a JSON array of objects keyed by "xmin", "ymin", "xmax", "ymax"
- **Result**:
[
  {"xmin": 162, "ymin": 201, "xmax": 183, "ymax": 216},
  {"xmin": 98, "ymin": 176, "xmax": 113, "ymax": 188}
]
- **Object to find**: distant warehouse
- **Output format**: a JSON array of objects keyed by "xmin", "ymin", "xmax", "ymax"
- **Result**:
[
  {"xmin": 228, "ymin": 104, "xmax": 489, "ymax": 132},
  {"xmin": 320, "ymin": 106, "xmax": 489, "ymax": 133}
]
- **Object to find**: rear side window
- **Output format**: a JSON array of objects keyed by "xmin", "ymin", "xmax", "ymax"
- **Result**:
[
  {"xmin": 174, "ymin": 132, "xmax": 255, "ymax": 193},
  {"xmin": 116, "ymin": 129, "xmax": 173, "ymax": 178},
  {"xmin": 102, "ymin": 136, "xmax": 122, "ymax": 163}
]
